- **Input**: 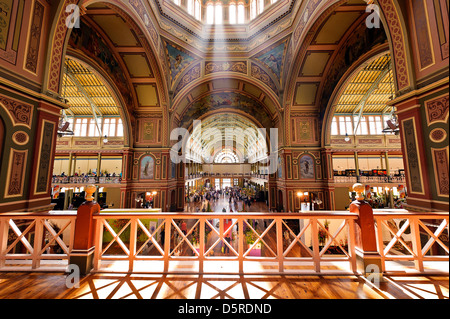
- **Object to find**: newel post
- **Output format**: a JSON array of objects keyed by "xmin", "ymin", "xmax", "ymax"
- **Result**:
[
  {"xmin": 349, "ymin": 183, "xmax": 383, "ymax": 280},
  {"xmin": 69, "ymin": 185, "xmax": 100, "ymax": 275}
]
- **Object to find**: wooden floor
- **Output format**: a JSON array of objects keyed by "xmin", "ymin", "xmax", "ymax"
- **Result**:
[
  {"xmin": 1, "ymin": 197, "xmax": 447, "ymax": 300},
  {"xmin": 0, "ymin": 271, "xmax": 447, "ymax": 299}
]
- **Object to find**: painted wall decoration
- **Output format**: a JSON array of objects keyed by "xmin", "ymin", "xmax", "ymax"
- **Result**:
[
  {"xmin": 402, "ymin": 118, "xmax": 423, "ymax": 194},
  {"xmin": 5, "ymin": 149, "xmax": 27, "ymax": 198},
  {"xmin": 69, "ymin": 20, "xmax": 133, "ymax": 106},
  {"xmin": 205, "ymin": 61, "xmax": 247, "ymax": 75},
  {"xmin": 432, "ymin": 148, "xmax": 449, "ymax": 197},
  {"xmin": 180, "ymin": 92, "xmax": 272, "ymax": 129},
  {"xmin": 174, "ymin": 63, "xmax": 201, "ymax": 96},
  {"xmin": 0, "ymin": 0, "xmax": 24, "ymax": 64},
  {"xmin": 25, "ymin": 1, "xmax": 45, "ymax": 74},
  {"xmin": 0, "ymin": 94, "xmax": 33, "ymax": 128},
  {"xmin": 36, "ymin": 121, "xmax": 55, "ymax": 194},
  {"xmin": 426, "ymin": 94, "xmax": 449, "ymax": 125},
  {"xmin": 140, "ymin": 155, "xmax": 154, "ymax": 180},
  {"xmin": 254, "ymin": 42, "xmax": 286, "ymax": 79},
  {"xmin": 0, "ymin": 0, "xmax": 13, "ymax": 51},
  {"xmin": 299, "ymin": 154, "xmax": 315, "ymax": 179},
  {"xmin": 250, "ymin": 63, "xmax": 279, "ymax": 95},
  {"xmin": 165, "ymin": 42, "xmax": 196, "ymax": 83}
]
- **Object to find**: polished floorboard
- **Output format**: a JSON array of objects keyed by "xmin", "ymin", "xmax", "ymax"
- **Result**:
[
  {"xmin": 0, "ymin": 271, "xmax": 448, "ymax": 299},
  {"xmin": 0, "ymin": 195, "xmax": 447, "ymax": 300}
]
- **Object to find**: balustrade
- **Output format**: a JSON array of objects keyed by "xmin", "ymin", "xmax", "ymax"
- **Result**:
[{"xmin": 1, "ymin": 209, "xmax": 447, "ymax": 275}]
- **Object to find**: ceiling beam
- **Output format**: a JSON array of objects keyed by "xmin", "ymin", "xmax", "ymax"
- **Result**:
[
  {"xmin": 65, "ymin": 69, "xmax": 105, "ymax": 136},
  {"xmin": 353, "ymin": 66, "xmax": 391, "ymax": 135}
]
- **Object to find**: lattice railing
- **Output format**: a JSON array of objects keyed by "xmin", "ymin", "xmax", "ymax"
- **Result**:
[
  {"xmin": 374, "ymin": 211, "xmax": 449, "ymax": 273},
  {"xmin": 0, "ymin": 212, "xmax": 77, "ymax": 270},
  {"xmin": 0, "ymin": 210, "xmax": 447, "ymax": 275},
  {"xmin": 92, "ymin": 212, "xmax": 359, "ymax": 275}
]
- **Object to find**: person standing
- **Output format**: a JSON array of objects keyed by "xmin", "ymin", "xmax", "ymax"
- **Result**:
[
  {"xmin": 180, "ymin": 220, "xmax": 187, "ymax": 235},
  {"xmin": 223, "ymin": 219, "xmax": 232, "ymax": 255}
]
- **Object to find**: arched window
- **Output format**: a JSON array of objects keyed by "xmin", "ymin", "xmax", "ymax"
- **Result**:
[
  {"xmin": 229, "ymin": 2, "xmax": 236, "ymax": 24},
  {"xmin": 215, "ymin": 2, "xmax": 223, "ymax": 24},
  {"xmin": 250, "ymin": 0, "xmax": 256, "ymax": 19},
  {"xmin": 258, "ymin": 0, "xmax": 264, "ymax": 14},
  {"xmin": 194, "ymin": 0, "xmax": 201, "ymax": 20},
  {"xmin": 206, "ymin": 3, "xmax": 214, "ymax": 24},
  {"xmin": 187, "ymin": 0, "xmax": 194, "ymax": 15},
  {"xmin": 237, "ymin": 2, "xmax": 245, "ymax": 24}
]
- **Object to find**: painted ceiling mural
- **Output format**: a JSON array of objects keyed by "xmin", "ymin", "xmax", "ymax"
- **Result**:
[
  {"xmin": 165, "ymin": 42, "xmax": 197, "ymax": 84},
  {"xmin": 179, "ymin": 92, "xmax": 273, "ymax": 129},
  {"xmin": 254, "ymin": 41, "xmax": 287, "ymax": 80}
]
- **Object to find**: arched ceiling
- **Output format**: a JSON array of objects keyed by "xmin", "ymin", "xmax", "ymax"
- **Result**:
[
  {"xmin": 334, "ymin": 53, "xmax": 395, "ymax": 115},
  {"xmin": 69, "ymin": 2, "xmax": 166, "ymax": 116},
  {"xmin": 173, "ymin": 78, "xmax": 278, "ymax": 130},
  {"xmin": 187, "ymin": 113, "xmax": 268, "ymax": 163},
  {"xmin": 62, "ymin": 57, "xmax": 120, "ymax": 117},
  {"xmin": 288, "ymin": 0, "xmax": 389, "ymax": 117}
]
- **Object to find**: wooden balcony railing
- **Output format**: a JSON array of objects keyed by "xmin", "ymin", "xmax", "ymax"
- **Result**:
[
  {"xmin": 0, "ymin": 209, "xmax": 447, "ymax": 275},
  {"xmin": 0, "ymin": 211, "xmax": 77, "ymax": 271}
]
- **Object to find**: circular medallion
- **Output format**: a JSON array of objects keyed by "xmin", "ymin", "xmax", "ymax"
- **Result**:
[
  {"xmin": 430, "ymin": 128, "xmax": 447, "ymax": 143},
  {"xmin": 13, "ymin": 131, "xmax": 29, "ymax": 145}
]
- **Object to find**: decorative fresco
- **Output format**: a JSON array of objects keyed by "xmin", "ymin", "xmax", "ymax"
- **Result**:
[
  {"xmin": 205, "ymin": 61, "xmax": 247, "ymax": 75},
  {"xmin": 254, "ymin": 42, "xmax": 286, "ymax": 79},
  {"xmin": 179, "ymin": 92, "xmax": 272, "ymax": 129},
  {"xmin": 36, "ymin": 121, "xmax": 55, "ymax": 194},
  {"xmin": 250, "ymin": 63, "xmax": 279, "ymax": 95},
  {"xmin": 402, "ymin": 118, "xmax": 423, "ymax": 194},
  {"xmin": 0, "ymin": 0, "xmax": 13, "ymax": 51},
  {"xmin": 140, "ymin": 155, "xmax": 154, "ymax": 180},
  {"xmin": 165, "ymin": 42, "xmax": 196, "ymax": 83},
  {"xmin": 299, "ymin": 154, "xmax": 315, "ymax": 179},
  {"xmin": 69, "ymin": 20, "xmax": 133, "ymax": 106}
]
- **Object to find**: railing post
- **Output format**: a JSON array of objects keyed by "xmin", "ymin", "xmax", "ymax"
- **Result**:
[
  {"xmin": 276, "ymin": 218, "xmax": 284, "ymax": 273},
  {"xmin": 199, "ymin": 217, "xmax": 205, "ymax": 274},
  {"xmin": 69, "ymin": 185, "xmax": 100, "ymax": 275},
  {"xmin": 238, "ymin": 218, "xmax": 244, "ymax": 274},
  {"xmin": 349, "ymin": 183, "xmax": 383, "ymax": 281},
  {"xmin": 410, "ymin": 218, "xmax": 424, "ymax": 272},
  {"xmin": 163, "ymin": 217, "xmax": 171, "ymax": 273},
  {"xmin": 32, "ymin": 218, "xmax": 44, "ymax": 270},
  {"xmin": 0, "ymin": 219, "xmax": 8, "ymax": 269},
  {"xmin": 310, "ymin": 219, "xmax": 321, "ymax": 273}
]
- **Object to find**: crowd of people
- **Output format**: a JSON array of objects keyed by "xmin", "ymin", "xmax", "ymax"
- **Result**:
[{"xmin": 186, "ymin": 186, "xmax": 256, "ymax": 213}]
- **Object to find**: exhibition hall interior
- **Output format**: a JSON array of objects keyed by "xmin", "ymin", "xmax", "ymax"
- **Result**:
[{"xmin": 0, "ymin": 0, "xmax": 448, "ymax": 300}]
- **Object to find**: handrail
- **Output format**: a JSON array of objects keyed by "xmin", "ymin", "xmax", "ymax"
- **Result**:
[{"xmin": 0, "ymin": 209, "xmax": 447, "ymax": 275}]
